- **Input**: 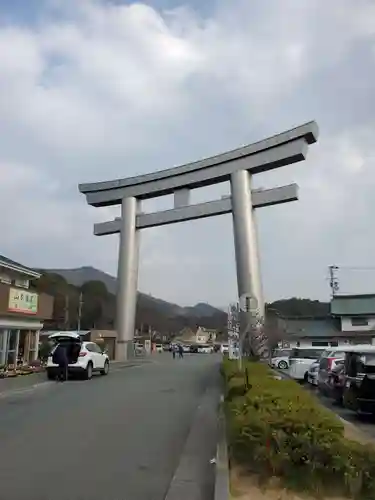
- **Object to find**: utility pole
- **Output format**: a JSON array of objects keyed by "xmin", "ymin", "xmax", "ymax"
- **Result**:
[
  {"xmin": 77, "ymin": 292, "xmax": 83, "ymax": 332},
  {"xmin": 64, "ymin": 294, "xmax": 69, "ymax": 330},
  {"xmin": 329, "ymin": 265, "xmax": 340, "ymax": 297}
]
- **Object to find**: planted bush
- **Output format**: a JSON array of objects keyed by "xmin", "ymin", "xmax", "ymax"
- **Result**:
[{"xmin": 223, "ymin": 359, "xmax": 375, "ymax": 499}]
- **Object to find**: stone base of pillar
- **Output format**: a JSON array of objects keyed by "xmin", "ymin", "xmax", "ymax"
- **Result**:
[{"xmin": 115, "ymin": 340, "xmax": 135, "ymax": 362}]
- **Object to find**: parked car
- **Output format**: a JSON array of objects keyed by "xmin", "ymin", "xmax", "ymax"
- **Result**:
[
  {"xmin": 326, "ymin": 361, "xmax": 345, "ymax": 405},
  {"xmin": 317, "ymin": 347, "xmax": 346, "ymax": 395},
  {"xmin": 341, "ymin": 345, "xmax": 375, "ymax": 414},
  {"xmin": 154, "ymin": 344, "xmax": 163, "ymax": 353},
  {"xmin": 134, "ymin": 343, "xmax": 144, "ymax": 355},
  {"xmin": 182, "ymin": 345, "xmax": 191, "ymax": 353},
  {"xmin": 271, "ymin": 348, "xmax": 292, "ymax": 370},
  {"xmin": 197, "ymin": 344, "xmax": 214, "ymax": 354},
  {"xmin": 189, "ymin": 345, "xmax": 199, "ymax": 353},
  {"xmin": 47, "ymin": 332, "xmax": 109, "ymax": 380},
  {"xmin": 220, "ymin": 344, "xmax": 229, "ymax": 354},
  {"xmin": 307, "ymin": 360, "xmax": 320, "ymax": 386},
  {"xmin": 288, "ymin": 347, "xmax": 326, "ymax": 382}
]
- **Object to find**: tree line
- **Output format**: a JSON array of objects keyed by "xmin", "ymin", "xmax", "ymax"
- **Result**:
[
  {"xmin": 31, "ymin": 272, "xmax": 329, "ymax": 340},
  {"xmin": 31, "ymin": 272, "xmax": 228, "ymax": 338}
]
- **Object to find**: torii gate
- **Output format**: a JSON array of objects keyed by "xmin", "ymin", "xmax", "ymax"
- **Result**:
[{"xmin": 79, "ymin": 121, "xmax": 318, "ymax": 360}]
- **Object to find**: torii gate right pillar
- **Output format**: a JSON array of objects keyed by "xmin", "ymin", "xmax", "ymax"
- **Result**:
[{"xmin": 231, "ymin": 170, "xmax": 264, "ymax": 319}]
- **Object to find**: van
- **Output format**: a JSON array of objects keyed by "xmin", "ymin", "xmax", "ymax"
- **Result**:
[
  {"xmin": 288, "ymin": 347, "xmax": 326, "ymax": 382},
  {"xmin": 341, "ymin": 345, "xmax": 375, "ymax": 414}
]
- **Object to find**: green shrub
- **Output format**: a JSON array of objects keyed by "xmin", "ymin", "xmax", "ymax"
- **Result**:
[{"xmin": 222, "ymin": 359, "xmax": 375, "ymax": 499}]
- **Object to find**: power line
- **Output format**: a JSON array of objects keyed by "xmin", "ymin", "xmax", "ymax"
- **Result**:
[{"xmin": 336, "ymin": 266, "xmax": 375, "ymax": 271}]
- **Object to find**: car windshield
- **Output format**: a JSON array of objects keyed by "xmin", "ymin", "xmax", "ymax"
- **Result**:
[
  {"xmin": 272, "ymin": 349, "xmax": 290, "ymax": 357},
  {"xmin": 290, "ymin": 348, "xmax": 324, "ymax": 360}
]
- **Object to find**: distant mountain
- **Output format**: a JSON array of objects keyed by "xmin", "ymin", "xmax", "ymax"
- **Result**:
[
  {"xmin": 180, "ymin": 302, "xmax": 224, "ymax": 317},
  {"xmin": 42, "ymin": 266, "xmax": 223, "ymax": 318}
]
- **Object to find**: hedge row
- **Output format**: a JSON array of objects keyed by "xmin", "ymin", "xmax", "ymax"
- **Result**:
[{"xmin": 222, "ymin": 358, "xmax": 375, "ymax": 499}]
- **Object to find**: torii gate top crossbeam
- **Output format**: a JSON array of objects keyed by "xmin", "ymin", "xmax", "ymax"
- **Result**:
[{"xmin": 79, "ymin": 121, "xmax": 318, "ymax": 206}]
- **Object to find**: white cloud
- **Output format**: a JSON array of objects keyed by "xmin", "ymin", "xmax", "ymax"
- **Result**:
[{"xmin": 0, "ymin": 0, "xmax": 374, "ymax": 305}]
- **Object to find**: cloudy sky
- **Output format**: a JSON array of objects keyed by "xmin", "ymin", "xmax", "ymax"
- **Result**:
[{"xmin": 0, "ymin": 0, "xmax": 374, "ymax": 307}]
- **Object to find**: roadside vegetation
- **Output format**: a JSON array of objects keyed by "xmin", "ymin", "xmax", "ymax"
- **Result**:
[{"xmin": 222, "ymin": 358, "xmax": 375, "ymax": 499}]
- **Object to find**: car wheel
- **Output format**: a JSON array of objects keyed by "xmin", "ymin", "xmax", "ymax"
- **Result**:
[
  {"xmin": 100, "ymin": 360, "xmax": 109, "ymax": 376},
  {"xmin": 84, "ymin": 362, "xmax": 93, "ymax": 380},
  {"xmin": 278, "ymin": 360, "xmax": 288, "ymax": 370}
]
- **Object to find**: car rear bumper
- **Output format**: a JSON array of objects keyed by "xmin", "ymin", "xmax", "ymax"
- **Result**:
[{"xmin": 47, "ymin": 366, "xmax": 86, "ymax": 375}]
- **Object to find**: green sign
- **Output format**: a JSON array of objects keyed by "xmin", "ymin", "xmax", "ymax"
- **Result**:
[{"xmin": 8, "ymin": 288, "xmax": 38, "ymax": 315}]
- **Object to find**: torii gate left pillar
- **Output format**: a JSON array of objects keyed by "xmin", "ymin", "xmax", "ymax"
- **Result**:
[{"xmin": 116, "ymin": 197, "xmax": 141, "ymax": 361}]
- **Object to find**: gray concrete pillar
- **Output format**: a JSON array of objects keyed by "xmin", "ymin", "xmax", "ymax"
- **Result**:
[
  {"xmin": 230, "ymin": 169, "xmax": 264, "ymax": 311},
  {"xmin": 116, "ymin": 197, "xmax": 140, "ymax": 361},
  {"xmin": 231, "ymin": 170, "xmax": 266, "ymax": 357}
]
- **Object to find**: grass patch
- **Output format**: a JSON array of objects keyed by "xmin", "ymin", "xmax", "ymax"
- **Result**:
[{"xmin": 222, "ymin": 358, "xmax": 375, "ymax": 499}]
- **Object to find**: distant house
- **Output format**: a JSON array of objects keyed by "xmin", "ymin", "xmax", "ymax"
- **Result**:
[
  {"xmin": 175, "ymin": 326, "xmax": 217, "ymax": 344},
  {"xmin": 278, "ymin": 293, "xmax": 375, "ymax": 348}
]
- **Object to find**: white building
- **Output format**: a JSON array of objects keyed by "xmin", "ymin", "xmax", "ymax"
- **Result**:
[
  {"xmin": 175, "ymin": 326, "xmax": 217, "ymax": 344},
  {"xmin": 277, "ymin": 294, "xmax": 375, "ymax": 348}
]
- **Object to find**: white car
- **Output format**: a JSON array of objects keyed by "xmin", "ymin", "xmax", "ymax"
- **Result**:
[
  {"xmin": 154, "ymin": 344, "xmax": 163, "ymax": 353},
  {"xmin": 220, "ymin": 344, "xmax": 229, "ymax": 354},
  {"xmin": 198, "ymin": 345, "xmax": 214, "ymax": 354},
  {"xmin": 47, "ymin": 332, "xmax": 110, "ymax": 380},
  {"xmin": 307, "ymin": 361, "xmax": 320, "ymax": 386},
  {"xmin": 271, "ymin": 348, "xmax": 292, "ymax": 369},
  {"xmin": 288, "ymin": 347, "xmax": 326, "ymax": 382}
]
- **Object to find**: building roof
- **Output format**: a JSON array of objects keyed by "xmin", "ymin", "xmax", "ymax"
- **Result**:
[
  {"xmin": 283, "ymin": 317, "xmax": 375, "ymax": 339},
  {"xmin": 331, "ymin": 295, "xmax": 375, "ymax": 316},
  {"xmin": 284, "ymin": 318, "xmax": 339, "ymax": 339},
  {"xmin": 0, "ymin": 254, "xmax": 41, "ymax": 279}
]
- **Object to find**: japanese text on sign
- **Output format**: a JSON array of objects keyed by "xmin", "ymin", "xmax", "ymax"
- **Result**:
[{"xmin": 8, "ymin": 288, "xmax": 38, "ymax": 315}]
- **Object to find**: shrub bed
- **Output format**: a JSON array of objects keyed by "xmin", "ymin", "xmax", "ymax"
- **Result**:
[{"xmin": 222, "ymin": 358, "xmax": 375, "ymax": 499}]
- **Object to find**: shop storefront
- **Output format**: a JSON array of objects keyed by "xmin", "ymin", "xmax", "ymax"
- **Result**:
[
  {"xmin": 0, "ymin": 254, "xmax": 54, "ymax": 368},
  {"xmin": 0, "ymin": 319, "xmax": 43, "ymax": 368}
]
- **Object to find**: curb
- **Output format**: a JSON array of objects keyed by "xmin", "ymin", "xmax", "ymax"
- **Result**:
[
  {"xmin": 214, "ymin": 395, "xmax": 230, "ymax": 500},
  {"xmin": 164, "ymin": 382, "xmax": 220, "ymax": 500}
]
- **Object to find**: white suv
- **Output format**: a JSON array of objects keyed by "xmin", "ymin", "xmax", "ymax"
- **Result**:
[
  {"xmin": 47, "ymin": 332, "xmax": 110, "ymax": 380},
  {"xmin": 288, "ymin": 347, "xmax": 326, "ymax": 382}
]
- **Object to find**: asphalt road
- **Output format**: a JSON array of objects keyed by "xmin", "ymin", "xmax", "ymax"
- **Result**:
[{"xmin": 0, "ymin": 354, "xmax": 221, "ymax": 500}]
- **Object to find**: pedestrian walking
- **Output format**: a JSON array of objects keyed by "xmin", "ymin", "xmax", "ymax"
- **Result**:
[
  {"xmin": 172, "ymin": 345, "xmax": 176, "ymax": 359},
  {"xmin": 178, "ymin": 344, "xmax": 184, "ymax": 359}
]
